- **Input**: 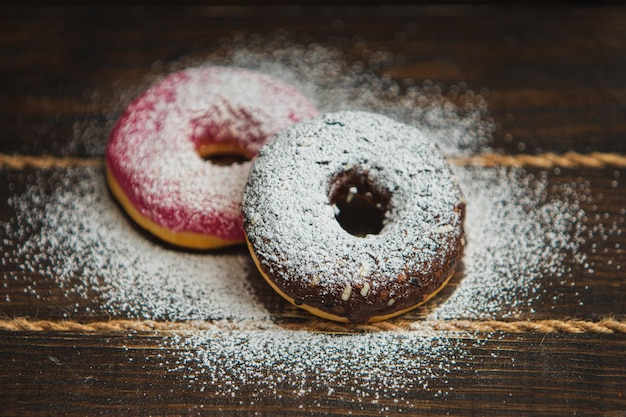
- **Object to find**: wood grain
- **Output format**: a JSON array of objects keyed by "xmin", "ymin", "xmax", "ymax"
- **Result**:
[
  {"xmin": 1, "ymin": 4, "xmax": 626, "ymax": 416},
  {"xmin": 2, "ymin": 6, "xmax": 626, "ymax": 157},
  {"xmin": 1, "ymin": 165, "xmax": 624, "ymax": 323},
  {"xmin": 1, "ymin": 331, "xmax": 624, "ymax": 416}
]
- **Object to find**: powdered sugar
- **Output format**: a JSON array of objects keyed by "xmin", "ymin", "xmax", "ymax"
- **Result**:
[
  {"xmin": 159, "ymin": 329, "xmax": 488, "ymax": 406},
  {"xmin": 106, "ymin": 66, "xmax": 318, "ymax": 242},
  {"xmin": 243, "ymin": 111, "xmax": 464, "ymax": 322},
  {"xmin": 1, "ymin": 35, "xmax": 587, "ymax": 321},
  {"xmin": 429, "ymin": 167, "xmax": 586, "ymax": 319},
  {"xmin": 3, "ymin": 168, "xmax": 268, "ymax": 321},
  {"xmin": 1, "ymin": 164, "xmax": 585, "ymax": 322},
  {"xmin": 202, "ymin": 35, "xmax": 491, "ymax": 158},
  {"xmin": 0, "ymin": 33, "xmax": 595, "ymax": 403},
  {"xmin": 70, "ymin": 34, "xmax": 492, "ymax": 159}
]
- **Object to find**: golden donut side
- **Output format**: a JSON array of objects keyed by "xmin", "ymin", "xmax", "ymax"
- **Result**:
[
  {"xmin": 245, "ymin": 232, "xmax": 460, "ymax": 323},
  {"xmin": 106, "ymin": 163, "xmax": 243, "ymax": 250}
]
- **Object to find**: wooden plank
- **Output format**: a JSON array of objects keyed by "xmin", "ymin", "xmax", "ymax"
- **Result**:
[
  {"xmin": 2, "ymin": 6, "xmax": 626, "ymax": 157},
  {"xmin": 1, "ymin": 330, "xmax": 624, "ymax": 416},
  {"xmin": 1, "ymin": 5, "xmax": 625, "ymax": 416},
  {"xmin": 2, "ymin": 165, "xmax": 624, "ymax": 324}
]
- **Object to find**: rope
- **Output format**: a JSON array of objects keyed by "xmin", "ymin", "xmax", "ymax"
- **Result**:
[
  {"xmin": 0, "ymin": 318, "xmax": 273, "ymax": 333},
  {"xmin": 1, "ymin": 317, "xmax": 624, "ymax": 334},
  {"xmin": 2, "ymin": 152, "xmax": 626, "ymax": 170},
  {"xmin": 283, "ymin": 318, "xmax": 626, "ymax": 334},
  {"xmin": 0, "ymin": 154, "xmax": 102, "ymax": 169},
  {"xmin": 450, "ymin": 151, "xmax": 626, "ymax": 169}
]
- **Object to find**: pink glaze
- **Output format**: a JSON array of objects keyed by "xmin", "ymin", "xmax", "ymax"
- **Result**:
[{"xmin": 106, "ymin": 66, "xmax": 318, "ymax": 241}]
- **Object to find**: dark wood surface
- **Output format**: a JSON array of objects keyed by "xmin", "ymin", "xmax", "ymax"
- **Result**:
[
  {"xmin": 1, "ymin": 331, "xmax": 625, "ymax": 416},
  {"xmin": 1, "ymin": 5, "xmax": 625, "ymax": 416}
]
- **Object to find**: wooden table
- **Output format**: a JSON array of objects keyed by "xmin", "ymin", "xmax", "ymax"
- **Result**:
[{"xmin": 1, "ymin": 5, "xmax": 625, "ymax": 416}]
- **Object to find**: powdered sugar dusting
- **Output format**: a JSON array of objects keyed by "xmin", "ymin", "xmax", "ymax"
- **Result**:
[
  {"xmin": 1, "ymin": 165, "xmax": 585, "ymax": 322},
  {"xmin": 203, "ymin": 35, "xmax": 491, "ymax": 158},
  {"xmin": 0, "ymin": 32, "xmax": 597, "ymax": 402},
  {"xmin": 106, "ymin": 66, "xmax": 317, "ymax": 240},
  {"xmin": 158, "ymin": 329, "xmax": 488, "ymax": 404},
  {"xmin": 3, "ymin": 168, "xmax": 268, "ymax": 321},
  {"xmin": 1, "ymin": 34, "xmax": 589, "ymax": 321},
  {"xmin": 243, "ymin": 111, "xmax": 464, "ymax": 321},
  {"xmin": 429, "ymin": 167, "xmax": 586, "ymax": 320},
  {"xmin": 70, "ymin": 34, "xmax": 492, "ymax": 159}
]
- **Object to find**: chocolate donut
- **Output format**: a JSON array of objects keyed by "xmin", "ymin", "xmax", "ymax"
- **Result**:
[{"xmin": 243, "ymin": 111, "xmax": 465, "ymax": 323}]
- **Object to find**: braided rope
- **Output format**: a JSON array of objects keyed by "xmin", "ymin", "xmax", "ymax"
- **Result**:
[
  {"xmin": 2, "ymin": 152, "xmax": 626, "ymax": 170},
  {"xmin": 449, "ymin": 151, "xmax": 626, "ymax": 169},
  {"xmin": 283, "ymin": 318, "xmax": 626, "ymax": 334},
  {"xmin": 0, "ymin": 154, "xmax": 102, "ymax": 169},
  {"xmin": 1, "ymin": 317, "xmax": 624, "ymax": 334}
]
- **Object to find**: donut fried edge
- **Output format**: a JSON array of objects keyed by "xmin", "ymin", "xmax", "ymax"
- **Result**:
[
  {"xmin": 242, "ymin": 111, "xmax": 466, "ymax": 323},
  {"xmin": 245, "ymin": 232, "xmax": 462, "ymax": 323},
  {"xmin": 106, "ymin": 165, "xmax": 243, "ymax": 250}
]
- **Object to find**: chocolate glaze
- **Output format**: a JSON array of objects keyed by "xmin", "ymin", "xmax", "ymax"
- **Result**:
[
  {"xmin": 253, "ymin": 205, "xmax": 464, "ymax": 323},
  {"xmin": 243, "ymin": 111, "xmax": 465, "ymax": 323}
]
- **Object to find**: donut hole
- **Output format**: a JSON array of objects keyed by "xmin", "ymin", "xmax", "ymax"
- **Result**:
[
  {"xmin": 197, "ymin": 143, "xmax": 251, "ymax": 166},
  {"xmin": 329, "ymin": 170, "xmax": 390, "ymax": 237}
]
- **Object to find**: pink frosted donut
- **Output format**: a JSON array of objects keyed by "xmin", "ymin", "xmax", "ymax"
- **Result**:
[{"xmin": 105, "ymin": 66, "xmax": 318, "ymax": 249}]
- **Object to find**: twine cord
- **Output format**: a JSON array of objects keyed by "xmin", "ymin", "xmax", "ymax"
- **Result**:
[
  {"xmin": 450, "ymin": 151, "xmax": 626, "ymax": 169},
  {"xmin": 1, "ymin": 318, "xmax": 625, "ymax": 334},
  {"xmin": 0, "ymin": 154, "xmax": 102, "ymax": 169},
  {"xmin": 2, "ymin": 151, "xmax": 626, "ymax": 170}
]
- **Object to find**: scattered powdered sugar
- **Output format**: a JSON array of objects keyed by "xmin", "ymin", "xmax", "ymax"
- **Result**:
[
  {"xmin": 3, "ymin": 168, "xmax": 268, "ymax": 321},
  {"xmin": 0, "ymin": 163, "xmax": 587, "ymax": 403},
  {"xmin": 201, "ymin": 34, "xmax": 493, "ymax": 158},
  {"xmin": 156, "ymin": 329, "xmax": 488, "ymax": 407},
  {"xmin": 581, "ymin": 169, "xmax": 624, "ymax": 276},
  {"xmin": 70, "ymin": 32, "xmax": 492, "ymax": 158},
  {"xmin": 0, "ymin": 32, "xmax": 596, "ymax": 401},
  {"xmin": 429, "ymin": 167, "xmax": 586, "ymax": 319},
  {"xmin": 1, "ymin": 165, "xmax": 585, "ymax": 322}
]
